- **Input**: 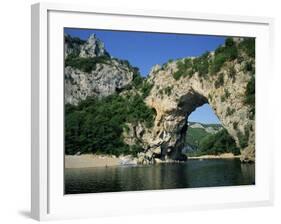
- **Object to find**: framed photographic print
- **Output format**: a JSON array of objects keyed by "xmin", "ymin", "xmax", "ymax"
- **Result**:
[{"xmin": 31, "ymin": 2, "xmax": 274, "ymax": 221}]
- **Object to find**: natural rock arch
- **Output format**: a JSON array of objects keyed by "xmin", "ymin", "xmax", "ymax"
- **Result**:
[{"xmin": 126, "ymin": 48, "xmax": 255, "ymax": 163}]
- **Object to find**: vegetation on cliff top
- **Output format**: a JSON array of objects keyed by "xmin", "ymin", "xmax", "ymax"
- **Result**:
[
  {"xmin": 130, "ymin": 70, "xmax": 154, "ymax": 98},
  {"xmin": 172, "ymin": 37, "xmax": 255, "ymax": 81},
  {"xmin": 65, "ymin": 55, "xmax": 111, "ymax": 73}
]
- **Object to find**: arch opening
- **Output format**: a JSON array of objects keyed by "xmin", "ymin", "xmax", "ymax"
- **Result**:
[
  {"xmin": 180, "ymin": 103, "xmax": 240, "ymax": 159},
  {"xmin": 158, "ymin": 88, "xmax": 241, "ymax": 161}
]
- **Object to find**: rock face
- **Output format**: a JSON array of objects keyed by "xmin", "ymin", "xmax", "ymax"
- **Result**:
[
  {"xmin": 204, "ymin": 126, "xmax": 222, "ymax": 134},
  {"xmin": 189, "ymin": 123, "xmax": 205, "ymax": 129},
  {"xmin": 64, "ymin": 34, "xmax": 83, "ymax": 59},
  {"xmin": 188, "ymin": 122, "xmax": 222, "ymax": 134},
  {"xmin": 64, "ymin": 34, "xmax": 134, "ymax": 105},
  {"xmin": 137, "ymin": 47, "xmax": 254, "ymax": 162},
  {"xmin": 65, "ymin": 34, "xmax": 255, "ymax": 163},
  {"xmin": 79, "ymin": 34, "xmax": 109, "ymax": 58},
  {"xmin": 65, "ymin": 34, "xmax": 109, "ymax": 58},
  {"xmin": 188, "ymin": 122, "xmax": 223, "ymax": 134},
  {"xmin": 65, "ymin": 61, "xmax": 134, "ymax": 105}
]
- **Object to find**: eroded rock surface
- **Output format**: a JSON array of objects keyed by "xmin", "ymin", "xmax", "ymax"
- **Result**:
[
  {"xmin": 65, "ymin": 61, "xmax": 134, "ymax": 105},
  {"xmin": 64, "ymin": 34, "xmax": 134, "ymax": 105}
]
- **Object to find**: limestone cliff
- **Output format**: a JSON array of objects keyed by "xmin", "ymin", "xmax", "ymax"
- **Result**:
[
  {"xmin": 64, "ymin": 34, "xmax": 135, "ymax": 105},
  {"xmin": 64, "ymin": 33, "xmax": 109, "ymax": 59}
]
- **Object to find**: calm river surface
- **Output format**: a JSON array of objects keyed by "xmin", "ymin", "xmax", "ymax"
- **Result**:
[{"xmin": 65, "ymin": 159, "xmax": 255, "ymax": 194}]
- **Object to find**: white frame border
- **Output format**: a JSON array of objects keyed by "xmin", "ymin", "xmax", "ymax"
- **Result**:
[{"xmin": 31, "ymin": 2, "xmax": 274, "ymax": 221}]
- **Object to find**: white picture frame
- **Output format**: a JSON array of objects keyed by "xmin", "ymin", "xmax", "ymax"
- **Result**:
[{"xmin": 31, "ymin": 2, "xmax": 274, "ymax": 221}]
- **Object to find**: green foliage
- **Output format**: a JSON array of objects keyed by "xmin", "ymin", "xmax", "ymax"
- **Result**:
[
  {"xmin": 215, "ymin": 73, "xmax": 224, "ymax": 88},
  {"xmin": 173, "ymin": 52, "xmax": 210, "ymax": 80},
  {"xmin": 64, "ymin": 53, "xmax": 155, "ymax": 156},
  {"xmin": 126, "ymin": 94, "xmax": 155, "ymax": 128},
  {"xmin": 130, "ymin": 71, "xmax": 153, "ymax": 98},
  {"xmin": 168, "ymin": 59, "xmax": 173, "ymax": 63},
  {"xmin": 130, "ymin": 145, "xmax": 143, "ymax": 157},
  {"xmin": 65, "ymin": 93, "xmax": 155, "ymax": 156},
  {"xmin": 238, "ymin": 38, "xmax": 255, "ymax": 58},
  {"xmin": 244, "ymin": 61, "xmax": 254, "ymax": 74},
  {"xmin": 210, "ymin": 38, "xmax": 238, "ymax": 74},
  {"xmin": 163, "ymin": 86, "xmax": 173, "ymax": 96},
  {"xmin": 65, "ymin": 35, "xmax": 86, "ymax": 58},
  {"xmin": 224, "ymin": 89, "xmax": 230, "ymax": 98},
  {"xmin": 221, "ymin": 89, "xmax": 230, "ymax": 103},
  {"xmin": 225, "ymin": 38, "xmax": 235, "ymax": 47},
  {"xmin": 66, "ymin": 36, "xmax": 86, "ymax": 45},
  {"xmin": 228, "ymin": 66, "xmax": 236, "ymax": 82},
  {"xmin": 198, "ymin": 129, "xmax": 240, "ymax": 155},
  {"xmin": 185, "ymin": 127, "xmax": 212, "ymax": 149},
  {"xmin": 119, "ymin": 59, "xmax": 130, "ymax": 67},
  {"xmin": 171, "ymin": 37, "xmax": 254, "ymax": 80},
  {"xmin": 192, "ymin": 52, "xmax": 209, "ymax": 77},
  {"xmin": 65, "ymin": 56, "xmax": 110, "ymax": 73},
  {"xmin": 244, "ymin": 76, "xmax": 255, "ymax": 115},
  {"xmin": 172, "ymin": 70, "xmax": 183, "ymax": 80},
  {"xmin": 184, "ymin": 58, "xmax": 193, "ymax": 68},
  {"xmin": 185, "ymin": 124, "xmax": 240, "ymax": 156},
  {"xmin": 132, "ymin": 72, "xmax": 143, "ymax": 89},
  {"xmin": 226, "ymin": 107, "xmax": 235, "ymax": 116},
  {"xmin": 210, "ymin": 54, "xmax": 227, "ymax": 74},
  {"xmin": 162, "ymin": 62, "xmax": 168, "ymax": 70},
  {"xmin": 238, "ymin": 39, "xmax": 255, "ymax": 116},
  {"xmin": 237, "ymin": 130, "xmax": 249, "ymax": 149},
  {"xmin": 237, "ymin": 55, "xmax": 244, "ymax": 63},
  {"xmin": 223, "ymin": 40, "xmax": 238, "ymax": 60},
  {"xmin": 140, "ymin": 81, "xmax": 153, "ymax": 98},
  {"xmin": 173, "ymin": 58, "xmax": 193, "ymax": 80},
  {"xmin": 240, "ymin": 124, "xmax": 252, "ymax": 149},
  {"xmin": 233, "ymin": 122, "xmax": 238, "ymax": 130},
  {"xmin": 237, "ymin": 124, "xmax": 252, "ymax": 148}
]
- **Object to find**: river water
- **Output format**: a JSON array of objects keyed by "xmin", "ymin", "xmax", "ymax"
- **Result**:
[{"xmin": 65, "ymin": 159, "xmax": 255, "ymax": 194}]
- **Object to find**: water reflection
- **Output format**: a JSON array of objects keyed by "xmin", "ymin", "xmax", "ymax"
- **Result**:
[
  {"xmin": 65, "ymin": 159, "xmax": 255, "ymax": 194},
  {"xmin": 241, "ymin": 163, "xmax": 255, "ymax": 185}
]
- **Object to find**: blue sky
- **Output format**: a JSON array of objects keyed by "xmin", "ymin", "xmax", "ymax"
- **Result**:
[
  {"xmin": 65, "ymin": 28, "xmax": 224, "ymax": 124},
  {"xmin": 189, "ymin": 104, "xmax": 220, "ymax": 124}
]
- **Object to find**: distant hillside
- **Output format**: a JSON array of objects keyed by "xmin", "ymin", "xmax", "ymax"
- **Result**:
[
  {"xmin": 184, "ymin": 122, "xmax": 239, "ymax": 156},
  {"xmin": 188, "ymin": 121, "xmax": 222, "ymax": 133},
  {"xmin": 185, "ymin": 122, "xmax": 222, "ymax": 151}
]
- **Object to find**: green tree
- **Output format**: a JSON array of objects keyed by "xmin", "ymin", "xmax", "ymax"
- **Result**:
[{"xmin": 65, "ymin": 93, "xmax": 155, "ymax": 156}]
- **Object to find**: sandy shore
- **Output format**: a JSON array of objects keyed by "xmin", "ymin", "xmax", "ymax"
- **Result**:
[
  {"xmin": 65, "ymin": 154, "xmax": 121, "ymax": 168},
  {"xmin": 188, "ymin": 153, "xmax": 240, "ymax": 160},
  {"xmin": 65, "ymin": 153, "xmax": 240, "ymax": 168}
]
